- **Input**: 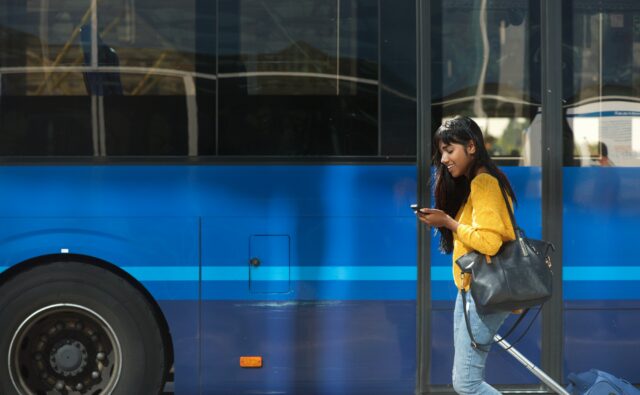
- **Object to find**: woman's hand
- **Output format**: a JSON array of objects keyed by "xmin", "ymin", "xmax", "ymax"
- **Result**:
[{"xmin": 416, "ymin": 208, "xmax": 459, "ymax": 232}]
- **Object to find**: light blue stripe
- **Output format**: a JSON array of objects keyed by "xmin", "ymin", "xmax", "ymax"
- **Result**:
[
  {"xmin": 123, "ymin": 266, "xmax": 199, "ymax": 281},
  {"xmin": 3, "ymin": 265, "xmax": 639, "ymax": 282},
  {"xmin": 293, "ymin": 266, "xmax": 415, "ymax": 281},
  {"xmin": 0, "ymin": 264, "xmax": 436, "ymax": 281},
  {"xmin": 114, "ymin": 265, "xmax": 640, "ymax": 282},
  {"xmin": 203, "ymin": 266, "xmax": 419, "ymax": 281},
  {"xmin": 564, "ymin": 266, "xmax": 640, "ymax": 281},
  {"xmin": 202, "ymin": 266, "xmax": 247, "ymax": 281},
  {"xmin": 431, "ymin": 266, "xmax": 451, "ymax": 281}
]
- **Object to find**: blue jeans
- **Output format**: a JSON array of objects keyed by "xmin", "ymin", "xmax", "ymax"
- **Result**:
[{"xmin": 452, "ymin": 291, "xmax": 510, "ymax": 394}]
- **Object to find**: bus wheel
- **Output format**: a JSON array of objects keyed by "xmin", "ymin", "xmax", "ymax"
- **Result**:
[{"xmin": 0, "ymin": 261, "xmax": 168, "ymax": 395}]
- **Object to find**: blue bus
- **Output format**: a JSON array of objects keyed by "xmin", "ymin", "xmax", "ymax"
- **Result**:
[{"xmin": 0, "ymin": 1, "xmax": 638, "ymax": 394}]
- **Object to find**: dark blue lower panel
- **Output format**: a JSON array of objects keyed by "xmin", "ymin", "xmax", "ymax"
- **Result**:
[
  {"xmin": 430, "ymin": 301, "xmax": 542, "ymax": 385},
  {"xmin": 200, "ymin": 300, "xmax": 416, "ymax": 395},
  {"xmin": 202, "ymin": 280, "xmax": 417, "ymax": 300},
  {"xmin": 158, "ymin": 300, "xmax": 640, "ymax": 392},
  {"xmin": 158, "ymin": 300, "xmax": 200, "ymax": 395},
  {"xmin": 564, "ymin": 303, "xmax": 640, "ymax": 385}
]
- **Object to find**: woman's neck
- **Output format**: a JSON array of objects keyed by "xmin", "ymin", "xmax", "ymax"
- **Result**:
[{"xmin": 466, "ymin": 165, "xmax": 487, "ymax": 178}]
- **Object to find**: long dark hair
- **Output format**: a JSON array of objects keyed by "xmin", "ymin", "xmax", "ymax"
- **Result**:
[{"xmin": 432, "ymin": 116, "xmax": 517, "ymax": 253}]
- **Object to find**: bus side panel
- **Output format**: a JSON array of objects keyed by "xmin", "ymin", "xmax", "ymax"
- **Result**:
[
  {"xmin": 200, "ymin": 214, "xmax": 416, "ymax": 394},
  {"xmin": 199, "ymin": 163, "xmax": 418, "ymax": 394},
  {"xmin": 563, "ymin": 167, "xmax": 640, "ymax": 383}
]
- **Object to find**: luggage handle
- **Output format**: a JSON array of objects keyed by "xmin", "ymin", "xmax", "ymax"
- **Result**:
[{"xmin": 495, "ymin": 335, "xmax": 570, "ymax": 395}]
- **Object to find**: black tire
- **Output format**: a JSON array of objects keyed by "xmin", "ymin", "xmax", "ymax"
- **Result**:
[{"xmin": 0, "ymin": 261, "xmax": 168, "ymax": 395}]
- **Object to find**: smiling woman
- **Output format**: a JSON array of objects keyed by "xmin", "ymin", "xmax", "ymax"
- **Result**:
[{"xmin": 418, "ymin": 116, "xmax": 518, "ymax": 395}]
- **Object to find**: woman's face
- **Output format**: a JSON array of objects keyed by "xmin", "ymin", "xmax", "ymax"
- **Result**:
[{"xmin": 438, "ymin": 140, "xmax": 476, "ymax": 178}]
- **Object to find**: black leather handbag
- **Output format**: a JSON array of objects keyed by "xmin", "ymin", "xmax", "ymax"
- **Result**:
[
  {"xmin": 456, "ymin": 186, "xmax": 555, "ymax": 314},
  {"xmin": 455, "ymin": 185, "xmax": 555, "ymax": 348}
]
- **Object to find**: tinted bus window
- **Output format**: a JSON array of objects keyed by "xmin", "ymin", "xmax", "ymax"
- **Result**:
[
  {"xmin": 0, "ymin": 2, "xmax": 93, "ymax": 156},
  {"xmin": 216, "ymin": 0, "xmax": 415, "ymax": 157},
  {"xmin": 217, "ymin": 0, "xmax": 380, "ymax": 156},
  {"xmin": 0, "ymin": 1, "xmax": 215, "ymax": 157},
  {"xmin": 97, "ymin": 0, "xmax": 216, "ymax": 156},
  {"xmin": 380, "ymin": 0, "xmax": 416, "ymax": 157},
  {"xmin": 563, "ymin": 1, "xmax": 640, "ymax": 167},
  {"xmin": 0, "ymin": 0, "xmax": 414, "ymax": 159}
]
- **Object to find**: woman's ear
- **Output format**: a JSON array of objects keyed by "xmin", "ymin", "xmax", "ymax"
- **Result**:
[{"xmin": 467, "ymin": 141, "xmax": 477, "ymax": 155}]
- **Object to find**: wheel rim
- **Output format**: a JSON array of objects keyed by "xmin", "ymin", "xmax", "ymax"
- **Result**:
[{"xmin": 8, "ymin": 303, "xmax": 123, "ymax": 395}]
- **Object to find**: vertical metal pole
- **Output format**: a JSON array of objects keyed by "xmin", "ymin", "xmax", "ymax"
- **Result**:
[
  {"xmin": 541, "ymin": 0, "xmax": 564, "ymax": 384},
  {"xmin": 415, "ymin": 0, "xmax": 432, "ymax": 393}
]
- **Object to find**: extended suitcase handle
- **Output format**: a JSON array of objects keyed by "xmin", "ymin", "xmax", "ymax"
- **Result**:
[{"xmin": 495, "ymin": 335, "xmax": 570, "ymax": 395}]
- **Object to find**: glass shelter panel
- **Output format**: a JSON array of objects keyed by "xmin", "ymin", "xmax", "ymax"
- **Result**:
[
  {"xmin": 562, "ymin": 0, "xmax": 640, "ymax": 384},
  {"xmin": 429, "ymin": 0, "xmax": 543, "ymax": 386}
]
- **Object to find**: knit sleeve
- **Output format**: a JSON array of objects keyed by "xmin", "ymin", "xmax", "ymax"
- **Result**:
[{"xmin": 455, "ymin": 174, "xmax": 512, "ymax": 256}]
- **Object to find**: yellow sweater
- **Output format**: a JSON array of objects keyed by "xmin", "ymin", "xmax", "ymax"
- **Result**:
[{"xmin": 452, "ymin": 173, "xmax": 516, "ymax": 291}]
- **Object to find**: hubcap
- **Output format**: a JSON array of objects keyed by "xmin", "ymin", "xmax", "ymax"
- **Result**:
[
  {"xmin": 51, "ymin": 340, "xmax": 87, "ymax": 376},
  {"xmin": 9, "ymin": 304, "xmax": 122, "ymax": 395}
]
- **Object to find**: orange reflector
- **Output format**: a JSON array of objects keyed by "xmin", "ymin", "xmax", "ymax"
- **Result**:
[{"xmin": 240, "ymin": 356, "xmax": 263, "ymax": 368}]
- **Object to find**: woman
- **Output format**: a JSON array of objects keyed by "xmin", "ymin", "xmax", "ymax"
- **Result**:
[{"xmin": 417, "ymin": 116, "xmax": 516, "ymax": 394}]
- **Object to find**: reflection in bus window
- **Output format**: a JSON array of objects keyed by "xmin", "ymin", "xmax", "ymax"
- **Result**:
[
  {"xmin": 431, "ymin": 0, "xmax": 541, "ymax": 166},
  {"xmin": 0, "ymin": 0, "xmax": 414, "ymax": 159},
  {"xmin": 563, "ymin": 1, "xmax": 640, "ymax": 167},
  {"xmin": 0, "ymin": 0, "xmax": 214, "ymax": 157},
  {"xmin": 217, "ymin": 0, "xmax": 379, "ymax": 156}
]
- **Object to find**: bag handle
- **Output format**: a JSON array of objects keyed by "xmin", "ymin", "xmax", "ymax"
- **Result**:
[
  {"xmin": 496, "ymin": 181, "xmax": 521, "ymax": 235},
  {"xmin": 460, "ymin": 289, "xmax": 540, "ymax": 351},
  {"xmin": 496, "ymin": 182, "xmax": 557, "ymax": 256},
  {"xmin": 497, "ymin": 182, "xmax": 533, "ymax": 257}
]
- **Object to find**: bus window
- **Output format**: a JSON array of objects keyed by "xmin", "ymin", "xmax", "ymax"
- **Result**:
[
  {"xmin": 1, "ymin": 0, "xmax": 415, "ymax": 160},
  {"xmin": 563, "ymin": 2, "xmax": 640, "ymax": 168},
  {"xmin": 0, "ymin": 0, "xmax": 215, "ymax": 158},
  {"xmin": 217, "ymin": 0, "xmax": 379, "ymax": 156},
  {"xmin": 97, "ymin": 0, "xmax": 216, "ymax": 157},
  {"xmin": 0, "ymin": 1, "xmax": 94, "ymax": 156}
]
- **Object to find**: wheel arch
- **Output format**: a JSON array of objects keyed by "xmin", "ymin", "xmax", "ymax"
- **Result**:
[{"xmin": 0, "ymin": 253, "xmax": 175, "ymax": 384}]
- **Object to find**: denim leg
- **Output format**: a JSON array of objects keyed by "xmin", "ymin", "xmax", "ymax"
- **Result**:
[{"xmin": 452, "ymin": 291, "xmax": 510, "ymax": 395}]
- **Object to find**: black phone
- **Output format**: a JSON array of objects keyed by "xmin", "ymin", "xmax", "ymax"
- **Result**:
[{"xmin": 410, "ymin": 204, "xmax": 428, "ymax": 215}]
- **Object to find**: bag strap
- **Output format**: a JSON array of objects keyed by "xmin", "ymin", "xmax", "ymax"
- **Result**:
[
  {"xmin": 497, "ymin": 183, "xmax": 532, "ymax": 257},
  {"xmin": 497, "ymin": 182, "xmax": 520, "ymax": 234},
  {"xmin": 460, "ymin": 289, "xmax": 538, "ymax": 351},
  {"xmin": 497, "ymin": 182, "xmax": 556, "ymax": 256}
]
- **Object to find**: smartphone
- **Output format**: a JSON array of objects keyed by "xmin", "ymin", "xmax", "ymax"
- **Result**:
[{"xmin": 410, "ymin": 204, "xmax": 428, "ymax": 215}]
